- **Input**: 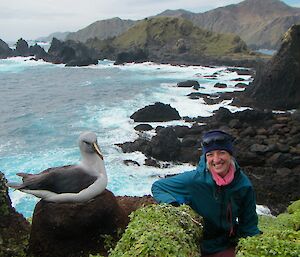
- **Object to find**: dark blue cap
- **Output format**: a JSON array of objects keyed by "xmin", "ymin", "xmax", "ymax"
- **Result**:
[{"xmin": 201, "ymin": 130, "xmax": 234, "ymax": 155}]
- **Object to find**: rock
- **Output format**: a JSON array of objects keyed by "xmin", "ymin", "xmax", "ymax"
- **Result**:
[
  {"xmin": 243, "ymin": 25, "xmax": 300, "ymax": 110},
  {"xmin": 0, "ymin": 172, "xmax": 30, "ymax": 257},
  {"xmin": 214, "ymin": 82, "xmax": 227, "ymax": 88},
  {"xmin": 123, "ymin": 160, "xmax": 140, "ymax": 166},
  {"xmin": 134, "ymin": 124, "xmax": 153, "ymax": 131},
  {"xmin": 14, "ymin": 38, "xmax": 30, "ymax": 56},
  {"xmin": 28, "ymin": 189, "xmax": 128, "ymax": 257},
  {"xmin": 144, "ymin": 157, "xmax": 161, "ymax": 167},
  {"xmin": 250, "ymin": 143, "xmax": 270, "ymax": 153},
  {"xmin": 235, "ymin": 83, "xmax": 248, "ymax": 88},
  {"xmin": 29, "ymin": 44, "xmax": 49, "ymax": 59},
  {"xmin": 130, "ymin": 102, "xmax": 181, "ymax": 122},
  {"xmin": 45, "ymin": 38, "xmax": 98, "ymax": 66},
  {"xmin": 114, "ymin": 48, "xmax": 148, "ymax": 65},
  {"xmin": 226, "ymin": 68, "xmax": 254, "ymax": 76},
  {"xmin": 150, "ymin": 127, "xmax": 181, "ymax": 161},
  {"xmin": 177, "ymin": 80, "xmax": 200, "ymax": 90},
  {"xmin": 0, "ymin": 39, "xmax": 13, "ymax": 58}
]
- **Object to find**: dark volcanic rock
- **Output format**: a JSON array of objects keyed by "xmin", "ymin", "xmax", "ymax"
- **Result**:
[
  {"xmin": 150, "ymin": 127, "xmax": 181, "ymax": 161},
  {"xmin": 0, "ymin": 39, "xmax": 13, "ymax": 58},
  {"xmin": 28, "ymin": 189, "xmax": 128, "ymax": 257},
  {"xmin": 14, "ymin": 38, "xmax": 30, "ymax": 56},
  {"xmin": 241, "ymin": 25, "xmax": 300, "ymax": 110},
  {"xmin": 130, "ymin": 102, "xmax": 181, "ymax": 122},
  {"xmin": 134, "ymin": 124, "xmax": 153, "ymax": 131},
  {"xmin": 120, "ymin": 106, "xmax": 300, "ymax": 214},
  {"xmin": 114, "ymin": 48, "xmax": 148, "ymax": 65},
  {"xmin": 45, "ymin": 38, "xmax": 98, "ymax": 66},
  {"xmin": 177, "ymin": 80, "xmax": 200, "ymax": 90},
  {"xmin": 0, "ymin": 172, "xmax": 30, "ymax": 257}
]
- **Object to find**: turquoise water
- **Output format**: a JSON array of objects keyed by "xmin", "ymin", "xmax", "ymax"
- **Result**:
[{"xmin": 0, "ymin": 57, "xmax": 251, "ymax": 217}]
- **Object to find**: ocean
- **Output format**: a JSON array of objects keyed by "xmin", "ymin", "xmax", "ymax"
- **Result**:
[{"xmin": 0, "ymin": 56, "xmax": 252, "ymax": 218}]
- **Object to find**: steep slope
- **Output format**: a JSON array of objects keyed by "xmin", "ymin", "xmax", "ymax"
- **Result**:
[
  {"xmin": 158, "ymin": 0, "xmax": 300, "ymax": 49},
  {"xmin": 36, "ymin": 31, "xmax": 70, "ymax": 42},
  {"xmin": 243, "ymin": 24, "xmax": 300, "ymax": 110},
  {"xmin": 66, "ymin": 17, "xmax": 136, "ymax": 43},
  {"xmin": 87, "ymin": 17, "xmax": 265, "ymax": 66}
]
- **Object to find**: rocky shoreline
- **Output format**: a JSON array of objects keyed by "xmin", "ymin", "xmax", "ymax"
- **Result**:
[{"xmin": 118, "ymin": 103, "xmax": 300, "ymax": 215}]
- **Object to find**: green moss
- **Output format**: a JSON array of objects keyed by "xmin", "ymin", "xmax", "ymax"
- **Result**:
[
  {"xmin": 237, "ymin": 200, "xmax": 300, "ymax": 257},
  {"xmin": 109, "ymin": 204, "xmax": 203, "ymax": 257},
  {"xmin": 287, "ymin": 200, "xmax": 300, "ymax": 214}
]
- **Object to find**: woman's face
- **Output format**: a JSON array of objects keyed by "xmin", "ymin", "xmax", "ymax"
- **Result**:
[{"xmin": 206, "ymin": 150, "xmax": 232, "ymax": 177}]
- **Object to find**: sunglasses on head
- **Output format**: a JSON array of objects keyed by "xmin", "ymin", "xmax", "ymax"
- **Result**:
[{"xmin": 202, "ymin": 134, "xmax": 233, "ymax": 147}]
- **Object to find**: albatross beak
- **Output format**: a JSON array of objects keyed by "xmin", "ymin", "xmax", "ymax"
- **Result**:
[{"xmin": 93, "ymin": 142, "xmax": 104, "ymax": 160}]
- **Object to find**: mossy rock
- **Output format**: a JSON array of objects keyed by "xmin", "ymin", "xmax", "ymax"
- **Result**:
[
  {"xmin": 109, "ymin": 204, "xmax": 203, "ymax": 257},
  {"xmin": 237, "ymin": 200, "xmax": 300, "ymax": 257}
]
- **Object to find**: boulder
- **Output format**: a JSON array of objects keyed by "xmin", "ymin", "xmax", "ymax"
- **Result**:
[
  {"xmin": 150, "ymin": 127, "xmax": 181, "ymax": 161},
  {"xmin": 130, "ymin": 102, "xmax": 181, "ymax": 122},
  {"xmin": 134, "ymin": 124, "xmax": 153, "ymax": 131},
  {"xmin": 214, "ymin": 82, "xmax": 227, "ymax": 88},
  {"xmin": 177, "ymin": 80, "xmax": 200, "ymax": 90},
  {"xmin": 28, "ymin": 189, "xmax": 128, "ymax": 257},
  {"xmin": 0, "ymin": 172, "xmax": 30, "ymax": 257}
]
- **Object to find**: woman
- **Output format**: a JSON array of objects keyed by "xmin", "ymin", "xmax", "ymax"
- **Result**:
[{"xmin": 151, "ymin": 130, "xmax": 261, "ymax": 257}]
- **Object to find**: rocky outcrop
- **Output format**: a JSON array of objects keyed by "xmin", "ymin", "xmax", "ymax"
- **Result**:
[
  {"xmin": 44, "ymin": 38, "xmax": 99, "ymax": 66},
  {"xmin": 118, "ymin": 107, "xmax": 300, "ymax": 214},
  {"xmin": 114, "ymin": 48, "xmax": 148, "ymax": 65},
  {"xmin": 0, "ymin": 172, "xmax": 30, "ymax": 257},
  {"xmin": 0, "ymin": 39, "xmax": 13, "ymax": 58},
  {"xmin": 240, "ymin": 24, "xmax": 300, "ymax": 110},
  {"xmin": 177, "ymin": 80, "xmax": 200, "ymax": 90},
  {"xmin": 14, "ymin": 38, "xmax": 30, "ymax": 56},
  {"xmin": 130, "ymin": 102, "xmax": 181, "ymax": 122},
  {"xmin": 28, "ymin": 189, "xmax": 128, "ymax": 257}
]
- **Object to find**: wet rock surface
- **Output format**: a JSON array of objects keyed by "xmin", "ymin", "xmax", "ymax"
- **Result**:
[
  {"xmin": 118, "ymin": 107, "xmax": 300, "ymax": 215},
  {"xmin": 0, "ymin": 172, "xmax": 30, "ymax": 257}
]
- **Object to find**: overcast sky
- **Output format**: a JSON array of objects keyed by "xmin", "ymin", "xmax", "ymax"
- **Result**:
[{"xmin": 0, "ymin": 0, "xmax": 299, "ymax": 42}]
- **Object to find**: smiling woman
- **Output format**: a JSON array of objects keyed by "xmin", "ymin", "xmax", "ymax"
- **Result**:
[{"xmin": 152, "ymin": 129, "xmax": 261, "ymax": 257}]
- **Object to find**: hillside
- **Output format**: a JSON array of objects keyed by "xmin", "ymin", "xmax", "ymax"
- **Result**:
[
  {"xmin": 158, "ymin": 0, "xmax": 300, "ymax": 49},
  {"xmin": 87, "ymin": 16, "xmax": 263, "ymax": 66},
  {"xmin": 66, "ymin": 17, "xmax": 136, "ymax": 43}
]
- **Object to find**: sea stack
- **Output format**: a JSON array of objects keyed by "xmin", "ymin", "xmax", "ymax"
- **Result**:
[{"xmin": 243, "ymin": 24, "xmax": 300, "ymax": 110}]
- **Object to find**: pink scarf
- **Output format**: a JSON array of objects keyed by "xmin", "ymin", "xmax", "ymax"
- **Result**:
[{"xmin": 210, "ymin": 162, "xmax": 235, "ymax": 186}]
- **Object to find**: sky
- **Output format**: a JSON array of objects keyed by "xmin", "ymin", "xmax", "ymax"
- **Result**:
[{"xmin": 0, "ymin": 0, "xmax": 299, "ymax": 42}]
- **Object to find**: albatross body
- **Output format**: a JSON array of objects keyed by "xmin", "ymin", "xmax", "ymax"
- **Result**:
[{"xmin": 8, "ymin": 131, "xmax": 107, "ymax": 203}]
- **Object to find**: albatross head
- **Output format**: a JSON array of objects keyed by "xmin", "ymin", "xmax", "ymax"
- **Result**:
[{"xmin": 79, "ymin": 131, "xmax": 104, "ymax": 160}]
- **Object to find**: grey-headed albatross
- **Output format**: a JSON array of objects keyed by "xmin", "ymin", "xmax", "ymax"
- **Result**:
[{"xmin": 7, "ymin": 131, "xmax": 107, "ymax": 203}]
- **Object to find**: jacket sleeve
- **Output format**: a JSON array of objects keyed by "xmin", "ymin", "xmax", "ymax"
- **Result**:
[
  {"xmin": 151, "ymin": 170, "xmax": 195, "ymax": 205},
  {"xmin": 237, "ymin": 187, "xmax": 261, "ymax": 237}
]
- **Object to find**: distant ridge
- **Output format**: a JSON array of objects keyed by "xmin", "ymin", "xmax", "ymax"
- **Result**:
[
  {"xmin": 36, "ymin": 31, "xmax": 70, "ymax": 42},
  {"xmin": 157, "ymin": 0, "xmax": 300, "ymax": 49},
  {"xmin": 87, "ymin": 16, "xmax": 263, "ymax": 66},
  {"xmin": 66, "ymin": 17, "xmax": 136, "ymax": 43}
]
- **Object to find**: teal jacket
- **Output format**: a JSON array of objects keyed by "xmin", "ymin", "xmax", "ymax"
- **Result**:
[{"xmin": 151, "ymin": 155, "xmax": 260, "ymax": 254}]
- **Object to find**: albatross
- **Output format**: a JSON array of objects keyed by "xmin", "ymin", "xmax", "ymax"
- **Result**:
[{"xmin": 7, "ymin": 131, "xmax": 108, "ymax": 203}]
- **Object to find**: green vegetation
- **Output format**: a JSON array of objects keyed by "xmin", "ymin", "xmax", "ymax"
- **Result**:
[
  {"xmin": 113, "ymin": 17, "xmax": 249, "ymax": 56},
  {"xmin": 237, "ymin": 200, "xmax": 300, "ymax": 257},
  {"xmin": 109, "ymin": 204, "xmax": 203, "ymax": 257}
]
